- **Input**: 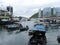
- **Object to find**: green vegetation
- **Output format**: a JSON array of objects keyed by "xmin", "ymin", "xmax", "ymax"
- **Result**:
[
  {"xmin": 0, "ymin": 16, "xmax": 10, "ymax": 18},
  {"xmin": 30, "ymin": 10, "xmax": 43, "ymax": 18},
  {"xmin": 30, "ymin": 12, "xmax": 38, "ymax": 18}
]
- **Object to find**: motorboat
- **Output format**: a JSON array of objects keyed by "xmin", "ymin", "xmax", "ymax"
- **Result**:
[{"xmin": 29, "ymin": 24, "xmax": 46, "ymax": 36}]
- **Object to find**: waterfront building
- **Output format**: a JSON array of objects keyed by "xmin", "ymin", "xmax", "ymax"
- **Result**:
[
  {"xmin": 0, "ymin": 6, "xmax": 13, "ymax": 17},
  {"xmin": 53, "ymin": 7, "xmax": 60, "ymax": 17},
  {"xmin": 43, "ymin": 7, "xmax": 51, "ymax": 17},
  {"xmin": 38, "ymin": 7, "xmax": 60, "ymax": 24},
  {"xmin": 38, "ymin": 9, "xmax": 41, "ymax": 18},
  {"xmin": 7, "ymin": 6, "xmax": 13, "ymax": 15},
  {"xmin": 39, "ymin": 7, "xmax": 60, "ymax": 17},
  {"xmin": 0, "ymin": 6, "xmax": 13, "ymax": 25}
]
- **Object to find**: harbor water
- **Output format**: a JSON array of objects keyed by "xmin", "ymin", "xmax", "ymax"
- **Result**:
[{"xmin": 0, "ymin": 26, "xmax": 60, "ymax": 45}]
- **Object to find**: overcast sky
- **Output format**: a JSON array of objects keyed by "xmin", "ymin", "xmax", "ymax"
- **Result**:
[{"xmin": 0, "ymin": 0, "xmax": 60, "ymax": 18}]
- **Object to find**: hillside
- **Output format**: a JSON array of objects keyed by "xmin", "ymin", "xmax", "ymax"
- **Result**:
[
  {"xmin": 30, "ymin": 10, "xmax": 43, "ymax": 18},
  {"xmin": 30, "ymin": 12, "xmax": 38, "ymax": 18}
]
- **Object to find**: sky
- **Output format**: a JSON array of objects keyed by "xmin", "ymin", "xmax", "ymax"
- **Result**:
[{"xmin": 0, "ymin": 0, "xmax": 60, "ymax": 18}]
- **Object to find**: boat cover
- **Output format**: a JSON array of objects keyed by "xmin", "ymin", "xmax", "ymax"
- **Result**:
[{"xmin": 30, "ymin": 25, "xmax": 46, "ymax": 32}]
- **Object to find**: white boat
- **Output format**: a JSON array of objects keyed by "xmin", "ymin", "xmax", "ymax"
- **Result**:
[{"xmin": 5, "ymin": 24, "xmax": 19, "ymax": 30}]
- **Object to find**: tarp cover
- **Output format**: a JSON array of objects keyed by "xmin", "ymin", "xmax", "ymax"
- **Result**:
[{"xmin": 30, "ymin": 25, "xmax": 46, "ymax": 32}]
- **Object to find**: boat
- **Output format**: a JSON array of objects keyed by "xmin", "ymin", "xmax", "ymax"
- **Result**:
[
  {"xmin": 5, "ymin": 24, "xmax": 19, "ymax": 30},
  {"xmin": 29, "ymin": 24, "xmax": 46, "ymax": 35}
]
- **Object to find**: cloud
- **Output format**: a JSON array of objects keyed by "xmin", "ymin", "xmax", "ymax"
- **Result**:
[
  {"xmin": 13, "ymin": 0, "xmax": 60, "ymax": 18},
  {"xmin": 0, "ymin": 0, "xmax": 60, "ymax": 18},
  {"xmin": 14, "ymin": 8, "xmax": 39, "ymax": 18}
]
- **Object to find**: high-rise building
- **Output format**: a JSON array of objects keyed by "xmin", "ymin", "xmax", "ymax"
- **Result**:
[
  {"xmin": 38, "ymin": 7, "xmax": 60, "ymax": 18},
  {"xmin": 38, "ymin": 9, "xmax": 41, "ymax": 18},
  {"xmin": 53, "ymin": 8, "xmax": 60, "ymax": 16},
  {"xmin": 7, "ymin": 6, "xmax": 13, "ymax": 15},
  {"xmin": 43, "ymin": 7, "xmax": 51, "ymax": 17},
  {"xmin": 0, "ymin": 5, "xmax": 13, "ymax": 19}
]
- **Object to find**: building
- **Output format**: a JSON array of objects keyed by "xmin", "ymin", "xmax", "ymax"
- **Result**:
[
  {"xmin": 53, "ymin": 7, "xmax": 60, "ymax": 17},
  {"xmin": 0, "ymin": 6, "xmax": 13, "ymax": 17},
  {"xmin": 7, "ymin": 6, "xmax": 13, "ymax": 15},
  {"xmin": 43, "ymin": 7, "xmax": 51, "ymax": 17},
  {"xmin": 0, "ymin": 6, "xmax": 13, "ymax": 25},
  {"xmin": 38, "ymin": 7, "xmax": 60, "ymax": 24},
  {"xmin": 38, "ymin": 9, "xmax": 41, "ymax": 18}
]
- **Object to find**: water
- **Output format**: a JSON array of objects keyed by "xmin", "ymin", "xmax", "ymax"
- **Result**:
[
  {"xmin": 0, "ymin": 26, "xmax": 60, "ymax": 45},
  {"xmin": 46, "ymin": 29, "xmax": 60, "ymax": 45}
]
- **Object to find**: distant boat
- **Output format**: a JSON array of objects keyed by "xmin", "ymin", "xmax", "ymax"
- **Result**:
[
  {"xmin": 0, "ymin": 19, "xmax": 12, "ymax": 25},
  {"xmin": 1, "ymin": 19, "xmax": 8, "ymax": 22},
  {"xmin": 5, "ymin": 24, "xmax": 19, "ymax": 30}
]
